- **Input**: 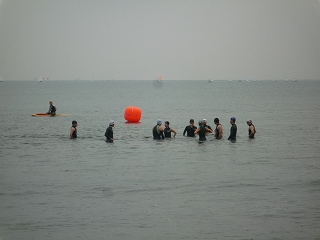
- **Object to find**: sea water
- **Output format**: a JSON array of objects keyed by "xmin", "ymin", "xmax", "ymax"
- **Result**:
[{"xmin": 0, "ymin": 80, "xmax": 319, "ymax": 240}]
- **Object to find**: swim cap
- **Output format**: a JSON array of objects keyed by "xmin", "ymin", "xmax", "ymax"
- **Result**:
[
  {"xmin": 72, "ymin": 120, "xmax": 77, "ymax": 124},
  {"xmin": 203, "ymin": 119, "xmax": 207, "ymax": 123},
  {"xmin": 190, "ymin": 119, "xmax": 194, "ymax": 123},
  {"xmin": 157, "ymin": 119, "xmax": 162, "ymax": 125},
  {"xmin": 214, "ymin": 118, "xmax": 219, "ymax": 123},
  {"xmin": 230, "ymin": 117, "xmax": 236, "ymax": 122},
  {"xmin": 247, "ymin": 119, "xmax": 252, "ymax": 123},
  {"xmin": 199, "ymin": 120, "xmax": 203, "ymax": 125},
  {"xmin": 165, "ymin": 121, "xmax": 169, "ymax": 125},
  {"xmin": 109, "ymin": 120, "xmax": 114, "ymax": 126}
]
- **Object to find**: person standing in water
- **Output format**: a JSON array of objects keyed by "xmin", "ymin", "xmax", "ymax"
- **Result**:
[
  {"xmin": 163, "ymin": 121, "xmax": 177, "ymax": 138},
  {"xmin": 153, "ymin": 119, "xmax": 164, "ymax": 140},
  {"xmin": 228, "ymin": 117, "xmax": 237, "ymax": 142},
  {"xmin": 202, "ymin": 119, "xmax": 212, "ymax": 131},
  {"xmin": 183, "ymin": 119, "xmax": 197, "ymax": 137},
  {"xmin": 214, "ymin": 118, "xmax": 223, "ymax": 139},
  {"xmin": 194, "ymin": 120, "xmax": 213, "ymax": 141},
  {"xmin": 70, "ymin": 120, "xmax": 77, "ymax": 139},
  {"xmin": 105, "ymin": 120, "xmax": 115, "ymax": 142},
  {"xmin": 247, "ymin": 119, "xmax": 256, "ymax": 138},
  {"xmin": 46, "ymin": 100, "xmax": 56, "ymax": 116}
]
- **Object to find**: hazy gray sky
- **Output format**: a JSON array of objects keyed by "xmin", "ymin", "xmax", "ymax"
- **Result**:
[{"xmin": 0, "ymin": 0, "xmax": 320, "ymax": 80}]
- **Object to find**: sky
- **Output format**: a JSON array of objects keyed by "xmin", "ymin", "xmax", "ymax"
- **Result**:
[{"xmin": 0, "ymin": 0, "xmax": 320, "ymax": 81}]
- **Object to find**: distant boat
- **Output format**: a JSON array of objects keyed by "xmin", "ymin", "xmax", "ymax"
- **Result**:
[
  {"xmin": 208, "ymin": 79, "xmax": 213, "ymax": 83},
  {"xmin": 292, "ymin": 78, "xmax": 297, "ymax": 82},
  {"xmin": 37, "ymin": 76, "xmax": 44, "ymax": 82},
  {"xmin": 157, "ymin": 75, "xmax": 162, "ymax": 82},
  {"xmin": 228, "ymin": 78, "xmax": 232, "ymax": 82}
]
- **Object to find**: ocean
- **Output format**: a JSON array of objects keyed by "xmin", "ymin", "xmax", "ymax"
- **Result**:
[{"xmin": 0, "ymin": 80, "xmax": 319, "ymax": 240}]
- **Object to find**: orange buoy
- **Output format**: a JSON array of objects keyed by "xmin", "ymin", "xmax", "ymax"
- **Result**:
[{"xmin": 124, "ymin": 106, "xmax": 142, "ymax": 123}]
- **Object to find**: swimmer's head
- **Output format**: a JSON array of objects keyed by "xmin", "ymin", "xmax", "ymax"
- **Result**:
[
  {"xmin": 247, "ymin": 119, "xmax": 252, "ymax": 123},
  {"xmin": 157, "ymin": 119, "xmax": 162, "ymax": 125},
  {"xmin": 230, "ymin": 117, "xmax": 236, "ymax": 122},
  {"xmin": 198, "ymin": 120, "xmax": 203, "ymax": 125},
  {"xmin": 190, "ymin": 119, "xmax": 194, "ymax": 123},
  {"xmin": 109, "ymin": 120, "xmax": 114, "ymax": 126},
  {"xmin": 203, "ymin": 119, "xmax": 207, "ymax": 123},
  {"xmin": 214, "ymin": 118, "xmax": 219, "ymax": 123},
  {"xmin": 165, "ymin": 121, "xmax": 169, "ymax": 126},
  {"xmin": 72, "ymin": 120, "xmax": 77, "ymax": 125}
]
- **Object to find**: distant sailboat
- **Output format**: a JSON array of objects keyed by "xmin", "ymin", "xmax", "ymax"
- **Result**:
[
  {"xmin": 208, "ymin": 79, "xmax": 213, "ymax": 83},
  {"xmin": 157, "ymin": 75, "xmax": 162, "ymax": 82}
]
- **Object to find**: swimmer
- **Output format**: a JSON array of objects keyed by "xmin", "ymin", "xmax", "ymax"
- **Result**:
[
  {"xmin": 70, "ymin": 120, "xmax": 77, "ymax": 139},
  {"xmin": 153, "ymin": 119, "xmax": 164, "ymax": 140},
  {"xmin": 214, "ymin": 118, "xmax": 223, "ymax": 139},
  {"xmin": 183, "ymin": 119, "xmax": 197, "ymax": 137},
  {"xmin": 203, "ymin": 119, "xmax": 212, "ymax": 131},
  {"xmin": 194, "ymin": 120, "xmax": 213, "ymax": 141},
  {"xmin": 228, "ymin": 117, "xmax": 237, "ymax": 142},
  {"xmin": 164, "ymin": 121, "xmax": 177, "ymax": 138},
  {"xmin": 247, "ymin": 119, "xmax": 256, "ymax": 138},
  {"xmin": 105, "ymin": 120, "xmax": 115, "ymax": 142}
]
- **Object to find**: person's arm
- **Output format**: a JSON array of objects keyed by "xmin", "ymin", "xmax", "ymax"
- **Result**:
[
  {"xmin": 170, "ymin": 128, "xmax": 177, "ymax": 137},
  {"xmin": 183, "ymin": 126, "xmax": 187, "ymax": 136},
  {"xmin": 194, "ymin": 127, "xmax": 199, "ymax": 135},
  {"xmin": 158, "ymin": 126, "xmax": 164, "ymax": 140},
  {"xmin": 70, "ymin": 127, "xmax": 75, "ymax": 138},
  {"xmin": 205, "ymin": 127, "xmax": 213, "ymax": 134}
]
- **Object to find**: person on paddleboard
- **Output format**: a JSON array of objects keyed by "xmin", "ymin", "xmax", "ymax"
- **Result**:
[
  {"xmin": 70, "ymin": 120, "xmax": 77, "ymax": 139},
  {"xmin": 46, "ymin": 100, "xmax": 56, "ymax": 116},
  {"xmin": 105, "ymin": 120, "xmax": 115, "ymax": 142}
]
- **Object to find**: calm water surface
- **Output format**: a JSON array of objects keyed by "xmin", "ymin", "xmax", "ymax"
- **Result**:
[{"xmin": 0, "ymin": 80, "xmax": 320, "ymax": 240}]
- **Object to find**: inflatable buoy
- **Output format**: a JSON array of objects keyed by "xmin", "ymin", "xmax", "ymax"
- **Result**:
[{"xmin": 124, "ymin": 106, "xmax": 142, "ymax": 123}]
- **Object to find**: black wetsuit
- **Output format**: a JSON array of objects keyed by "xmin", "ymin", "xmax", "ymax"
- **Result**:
[
  {"xmin": 164, "ymin": 127, "xmax": 171, "ymax": 138},
  {"xmin": 105, "ymin": 127, "xmax": 113, "ymax": 142},
  {"xmin": 228, "ymin": 124, "xmax": 237, "ymax": 141},
  {"xmin": 204, "ymin": 125, "xmax": 212, "ymax": 131},
  {"xmin": 47, "ymin": 105, "xmax": 56, "ymax": 115},
  {"xmin": 198, "ymin": 126, "xmax": 206, "ymax": 141},
  {"xmin": 183, "ymin": 125, "xmax": 197, "ymax": 137},
  {"xmin": 249, "ymin": 124, "xmax": 255, "ymax": 138},
  {"xmin": 153, "ymin": 125, "xmax": 164, "ymax": 140},
  {"xmin": 215, "ymin": 124, "xmax": 221, "ymax": 139},
  {"xmin": 71, "ymin": 127, "xmax": 77, "ymax": 138}
]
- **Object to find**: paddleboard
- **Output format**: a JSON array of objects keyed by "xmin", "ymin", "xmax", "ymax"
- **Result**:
[{"xmin": 31, "ymin": 113, "xmax": 68, "ymax": 117}]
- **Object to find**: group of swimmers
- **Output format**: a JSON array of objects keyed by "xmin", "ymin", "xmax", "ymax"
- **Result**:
[
  {"xmin": 46, "ymin": 101, "xmax": 256, "ymax": 141},
  {"xmin": 153, "ymin": 118, "xmax": 256, "ymax": 142}
]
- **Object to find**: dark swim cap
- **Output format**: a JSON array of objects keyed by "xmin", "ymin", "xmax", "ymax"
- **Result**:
[
  {"xmin": 72, "ymin": 120, "xmax": 77, "ymax": 124},
  {"xmin": 190, "ymin": 119, "xmax": 194, "ymax": 123},
  {"xmin": 214, "ymin": 118, "xmax": 219, "ymax": 123},
  {"xmin": 165, "ymin": 121, "xmax": 169, "ymax": 125}
]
